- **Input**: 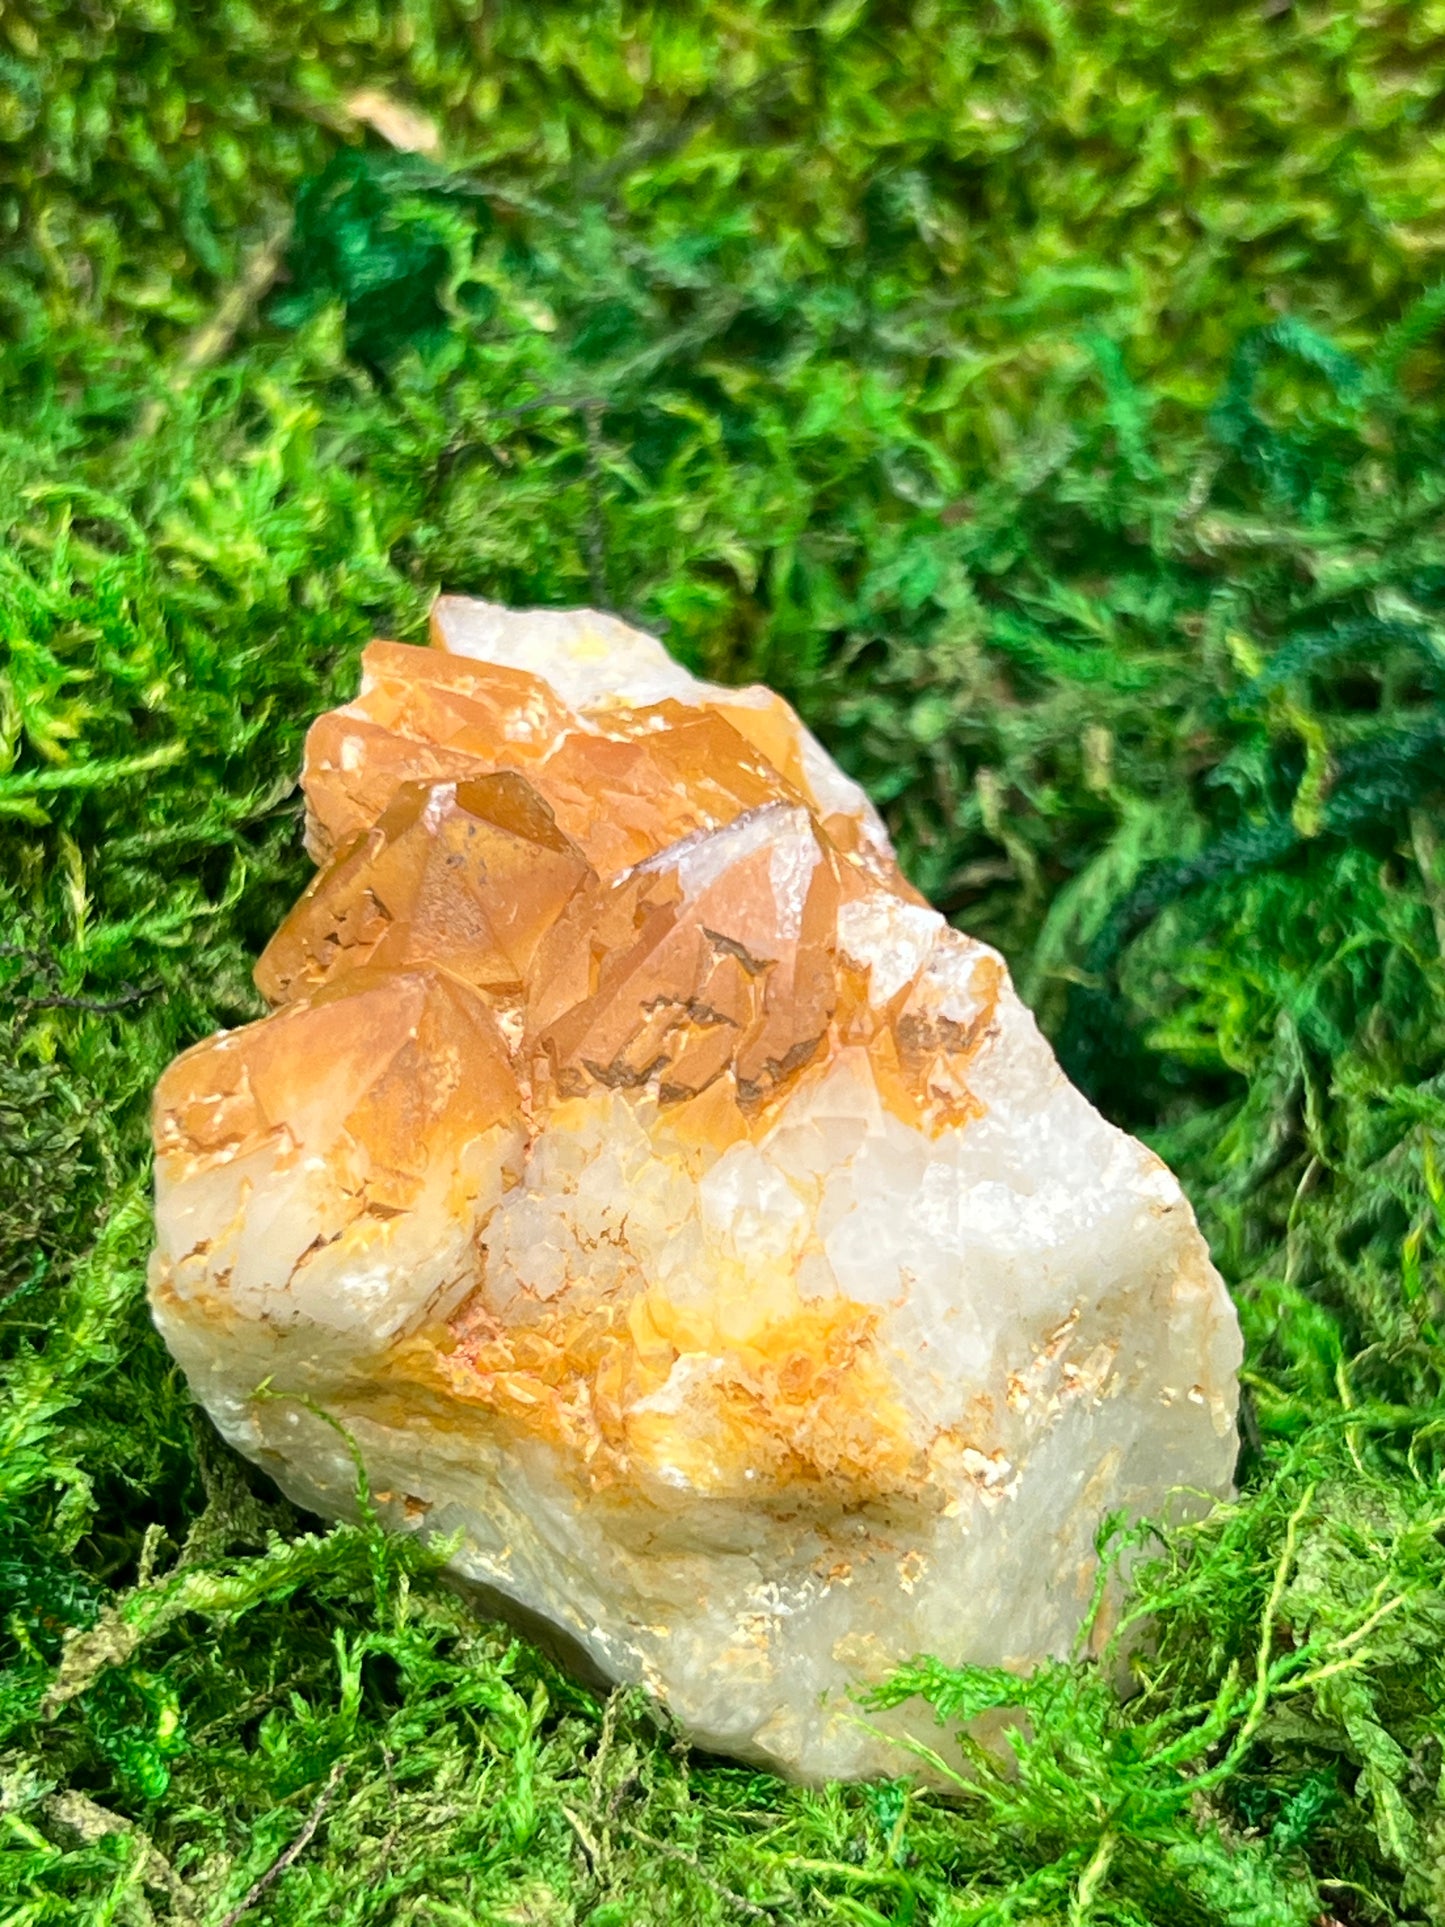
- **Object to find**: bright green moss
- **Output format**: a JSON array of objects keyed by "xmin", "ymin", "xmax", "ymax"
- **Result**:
[{"xmin": 3, "ymin": 7, "xmax": 1445, "ymax": 1922}]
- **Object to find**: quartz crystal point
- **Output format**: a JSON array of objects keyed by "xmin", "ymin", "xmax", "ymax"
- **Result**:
[{"xmin": 150, "ymin": 597, "xmax": 1241, "ymax": 1782}]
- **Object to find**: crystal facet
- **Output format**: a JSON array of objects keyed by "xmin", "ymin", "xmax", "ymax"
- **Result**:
[{"xmin": 149, "ymin": 598, "xmax": 1241, "ymax": 1781}]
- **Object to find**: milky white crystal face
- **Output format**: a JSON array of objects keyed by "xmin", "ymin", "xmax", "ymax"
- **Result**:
[{"xmin": 149, "ymin": 598, "xmax": 1241, "ymax": 1783}]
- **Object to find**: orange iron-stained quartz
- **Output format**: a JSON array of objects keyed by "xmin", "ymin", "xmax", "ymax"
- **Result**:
[
  {"xmin": 150, "ymin": 596, "xmax": 1241, "ymax": 1785},
  {"xmin": 257, "ymin": 772, "xmax": 594, "ymax": 1007}
]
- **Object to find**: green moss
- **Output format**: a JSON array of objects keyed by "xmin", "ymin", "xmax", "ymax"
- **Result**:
[{"xmin": 3, "ymin": 6, "xmax": 1445, "ymax": 1922}]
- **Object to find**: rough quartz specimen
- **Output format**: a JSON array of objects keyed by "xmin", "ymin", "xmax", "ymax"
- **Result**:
[{"xmin": 149, "ymin": 597, "xmax": 1241, "ymax": 1782}]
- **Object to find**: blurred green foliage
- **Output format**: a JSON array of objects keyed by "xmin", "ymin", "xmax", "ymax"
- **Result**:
[{"xmin": 3, "ymin": 4, "xmax": 1445, "ymax": 1923}]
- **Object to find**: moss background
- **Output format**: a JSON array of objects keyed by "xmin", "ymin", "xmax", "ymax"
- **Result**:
[{"xmin": 5, "ymin": 3, "xmax": 1445, "ymax": 1921}]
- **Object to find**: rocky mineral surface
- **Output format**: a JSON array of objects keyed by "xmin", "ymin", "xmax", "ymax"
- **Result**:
[{"xmin": 149, "ymin": 598, "xmax": 1241, "ymax": 1781}]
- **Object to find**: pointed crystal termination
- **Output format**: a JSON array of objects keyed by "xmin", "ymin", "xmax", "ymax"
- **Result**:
[{"xmin": 149, "ymin": 597, "xmax": 1241, "ymax": 1782}]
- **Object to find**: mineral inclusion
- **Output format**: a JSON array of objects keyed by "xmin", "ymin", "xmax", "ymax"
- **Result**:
[{"xmin": 149, "ymin": 598, "xmax": 1241, "ymax": 1781}]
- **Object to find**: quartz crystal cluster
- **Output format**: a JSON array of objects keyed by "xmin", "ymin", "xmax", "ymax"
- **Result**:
[{"xmin": 149, "ymin": 597, "xmax": 1241, "ymax": 1782}]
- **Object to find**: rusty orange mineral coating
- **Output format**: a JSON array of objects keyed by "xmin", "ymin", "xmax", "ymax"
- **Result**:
[
  {"xmin": 378, "ymin": 1287, "xmax": 920, "ymax": 1504},
  {"xmin": 155, "ymin": 623, "xmax": 1002, "ymax": 1501},
  {"xmin": 257, "ymin": 773, "xmax": 593, "ymax": 1005},
  {"xmin": 156, "ymin": 966, "xmax": 519, "ymax": 1187}
]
